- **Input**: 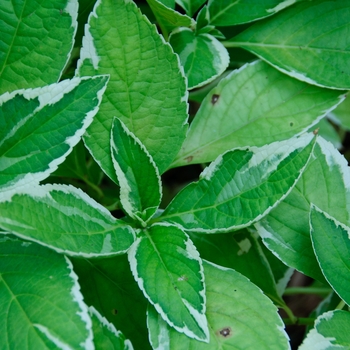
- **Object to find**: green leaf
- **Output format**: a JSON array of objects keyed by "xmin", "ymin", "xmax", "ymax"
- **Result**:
[
  {"xmin": 310, "ymin": 207, "xmax": 350, "ymax": 306},
  {"xmin": 111, "ymin": 118, "xmax": 162, "ymax": 225},
  {"xmin": 307, "ymin": 118, "xmax": 342, "ymax": 150},
  {"xmin": 229, "ymin": 0, "xmax": 350, "ymax": 89},
  {"xmin": 329, "ymin": 92, "xmax": 350, "ymax": 130},
  {"xmin": 0, "ymin": 0, "xmax": 78, "ymax": 94},
  {"xmin": 176, "ymin": 0, "xmax": 207, "ymax": 17},
  {"xmin": 0, "ymin": 75, "xmax": 108, "ymax": 194},
  {"xmin": 161, "ymin": 133, "xmax": 315, "ymax": 233},
  {"xmin": 77, "ymin": 0, "xmax": 188, "ymax": 178},
  {"xmin": 169, "ymin": 28, "xmax": 229, "ymax": 89},
  {"xmin": 147, "ymin": 260, "xmax": 290, "ymax": 350},
  {"xmin": 89, "ymin": 306, "xmax": 133, "ymax": 350},
  {"xmin": 172, "ymin": 60, "xmax": 345, "ymax": 167},
  {"xmin": 208, "ymin": 0, "xmax": 296, "ymax": 26},
  {"xmin": 190, "ymin": 229, "xmax": 285, "ymax": 307},
  {"xmin": 256, "ymin": 137, "xmax": 350, "ymax": 281},
  {"xmin": 0, "ymin": 184, "xmax": 135, "ymax": 257},
  {"xmin": 72, "ymin": 254, "xmax": 151, "ymax": 350},
  {"xmin": 128, "ymin": 223, "xmax": 208, "ymax": 342},
  {"xmin": 0, "ymin": 239, "xmax": 93, "ymax": 349},
  {"xmin": 146, "ymin": 0, "xmax": 195, "ymax": 39},
  {"xmin": 299, "ymin": 310, "xmax": 350, "ymax": 350}
]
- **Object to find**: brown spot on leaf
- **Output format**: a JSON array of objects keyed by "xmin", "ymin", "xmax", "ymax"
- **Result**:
[
  {"xmin": 218, "ymin": 327, "xmax": 232, "ymax": 338},
  {"xmin": 211, "ymin": 94, "xmax": 220, "ymax": 105},
  {"xmin": 313, "ymin": 128, "xmax": 319, "ymax": 135},
  {"xmin": 185, "ymin": 155, "xmax": 193, "ymax": 163}
]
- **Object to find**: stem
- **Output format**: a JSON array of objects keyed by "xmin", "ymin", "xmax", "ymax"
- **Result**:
[
  {"xmin": 81, "ymin": 176, "xmax": 104, "ymax": 198},
  {"xmin": 283, "ymin": 317, "xmax": 316, "ymax": 326},
  {"xmin": 336, "ymin": 300, "xmax": 346, "ymax": 310},
  {"xmin": 283, "ymin": 287, "xmax": 332, "ymax": 297},
  {"xmin": 281, "ymin": 304, "xmax": 297, "ymax": 324}
]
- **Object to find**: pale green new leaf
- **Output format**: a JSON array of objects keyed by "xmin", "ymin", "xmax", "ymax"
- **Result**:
[
  {"xmin": 208, "ymin": 0, "xmax": 297, "ymax": 26},
  {"xmin": 229, "ymin": 0, "xmax": 350, "ymax": 89},
  {"xmin": 77, "ymin": 0, "xmax": 188, "ymax": 179},
  {"xmin": 161, "ymin": 133, "xmax": 315, "ymax": 233},
  {"xmin": 147, "ymin": 260, "xmax": 290, "ymax": 350},
  {"xmin": 0, "ymin": 184, "xmax": 135, "ymax": 257},
  {"xmin": 0, "ymin": 239, "xmax": 93, "ymax": 349},
  {"xmin": 172, "ymin": 60, "xmax": 344, "ymax": 167},
  {"xmin": 128, "ymin": 223, "xmax": 208, "ymax": 342},
  {"xmin": 146, "ymin": 0, "xmax": 195, "ymax": 39},
  {"xmin": 169, "ymin": 28, "xmax": 229, "ymax": 90},
  {"xmin": 0, "ymin": 0, "xmax": 78, "ymax": 94},
  {"xmin": 89, "ymin": 306, "xmax": 134, "ymax": 349},
  {"xmin": 0, "ymin": 75, "xmax": 108, "ymax": 195},
  {"xmin": 299, "ymin": 310, "xmax": 350, "ymax": 350},
  {"xmin": 256, "ymin": 137, "xmax": 350, "ymax": 281},
  {"xmin": 310, "ymin": 207, "xmax": 350, "ymax": 306},
  {"xmin": 111, "ymin": 118, "xmax": 162, "ymax": 225},
  {"xmin": 72, "ymin": 254, "xmax": 151, "ymax": 350},
  {"xmin": 190, "ymin": 229, "xmax": 285, "ymax": 307}
]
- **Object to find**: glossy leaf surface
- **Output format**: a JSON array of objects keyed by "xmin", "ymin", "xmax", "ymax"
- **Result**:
[
  {"xmin": 77, "ymin": 0, "xmax": 188, "ymax": 178},
  {"xmin": 0, "ymin": 184, "xmax": 135, "ymax": 257},
  {"xmin": 169, "ymin": 28, "xmax": 229, "ymax": 89},
  {"xmin": 0, "ymin": 0, "xmax": 78, "ymax": 94},
  {"xmin": 172, "ymin": 60, "xmax": 344, "ymax": 167},
  {"xmin": 162, "ymin": 134, "xmax": 315, "ymax": 233},
  {"xmin": 111, "ymin": 118, "xmax": 161, "ymax": 225},
  {"xmin": 147, "ymin": 260, "xmax": 290, "ymax": 349},
  {"xmin": 128, "ymin": 223, "xmax": 208, "ymax": 342},
  {"xmin": 0, "ymin": 239, "xmax": 92, "ymax": 349},
  {"xmin": 0, "ymin": 75, "xmax": 108, "ymax": 195},
  {"xmin": 231, "ymin": 0, "xmax": 350, "ymax": 89}
]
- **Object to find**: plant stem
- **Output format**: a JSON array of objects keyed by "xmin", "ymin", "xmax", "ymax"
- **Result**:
[
  {"xmin": 283, "ymin": 317, "xmax": 316, "ymax": 326},
  {"xmin": 283, "ymin": 287, "xmax": 332, "ymax": 297},
  {"xmin": 336, "ymin": 300, "xmax": 346, "ymax": 310}
]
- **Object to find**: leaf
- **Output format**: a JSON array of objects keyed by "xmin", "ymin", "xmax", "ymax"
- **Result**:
[
  {"xmin": 229, "ymin": 0, "xmax": 350, "ymax": 89},
  {"xmin": 256, "ymin": 137, "xmax": 350, "ymax": 281},
  {"xmin": 176, "ymin": 0, "xmax": 207, "ymax": 17},
  {"xmin": 0, "ymin": 238, "xmax": 93, "ymax": 349},
  {"xmin": 308, "ymin": 118, "xmax": 342, "ymax": 150},
  {"xmin": 329, "ymin": 93, "xmax": 350, "ymax": 130},
  {"xmin": 146, "ymin": 0, "xmax": 195, "ymax": 39},
  {"xmin": 128, "ymin": 223, "xmax": 208, "ymax": 342},
  {"xmin": 208, "ymin": 0, "xmax": 297, "ymax": 26},
  {"xmin": 310, "ymin": 207, "xmax": 350, "ymax": 306},
  {"xmin": 190, "ymin": 229, "xmax": 285, "ymax": 307},
  {"xmin": 0, "ymin": 0, "xmax": 78, "ymax": 94},
  {"xmin": 111, "ymin": 118, "xmax": 162, "ymax": 225},
  {"xmin": 0, "ymin": 75, "xmax": 108, "ymax": 195},
  {"xmin": 0, "ymin": 184, "xmax": 135, "ymax": 257},
  {"xmin": 161, "ymin": 133, "xmax": 315, "ymax": 233},
  {"xmin": 77, "ymin": 0, "xmax": 188, "ymax": 178},
  {"xmin": 147, "ymin": 260, "xmax": 290, "ymax": 350},
  {"xmin": 89, "ymin": 306, "xmax": 134, "ymax": 350},
  {"xmin": 169, "ymin": 28, "xmax": 229, "ymax": 90},
  {"xmin": 172, "ymin": 60, "xmax": 345, "ymax": 167},
  {"xmin": 299, "ymin": 310, "xmax": 350, "ymax": 350},
  {"xmin": 72, "ymin": 254, "xmax": 151, "ymax": 350}
]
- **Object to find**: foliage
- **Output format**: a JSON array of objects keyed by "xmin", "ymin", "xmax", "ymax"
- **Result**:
[{"xmin": 1, "ymin": 0, "xmax": 350, "ymax": 348}]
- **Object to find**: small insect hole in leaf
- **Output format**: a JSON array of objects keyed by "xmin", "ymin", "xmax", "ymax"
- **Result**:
[
  {"xmin": 211, "ymin": 94, "xmax": 220, "ymax": 105},
  {"xmin": 111, "ymin": 309, "xmax": 118, "ymax": 315},
  {"xmin": 217, "ymin": 327, "xmax": 232, "ymax": 338},
  {"xmin": 289, "ymin": 122, "xmax": 294, "ymax": 127}
]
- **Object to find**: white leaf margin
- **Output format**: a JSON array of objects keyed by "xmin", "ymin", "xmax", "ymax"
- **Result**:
[
  {"xmin": 0, "ymin": 183, "xmax": 135, "ymax": 258},
  {"xmin": 169, "ymin": 27, "xmax": 229, "ymax": 90},
  {"xmin": 0, "ymin": 75, "xmax": 109, "ymax": 197},
  {"xmin": 127, "ymin": 222, "xmax": 209, "ymax": 342},
  {"xmin": 88, "ymin": 306, "xmax": 134, "ymax": 349},
  {"xmin": 110, "ymin": 117, "xmax": 162, "ymax": 226}
]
